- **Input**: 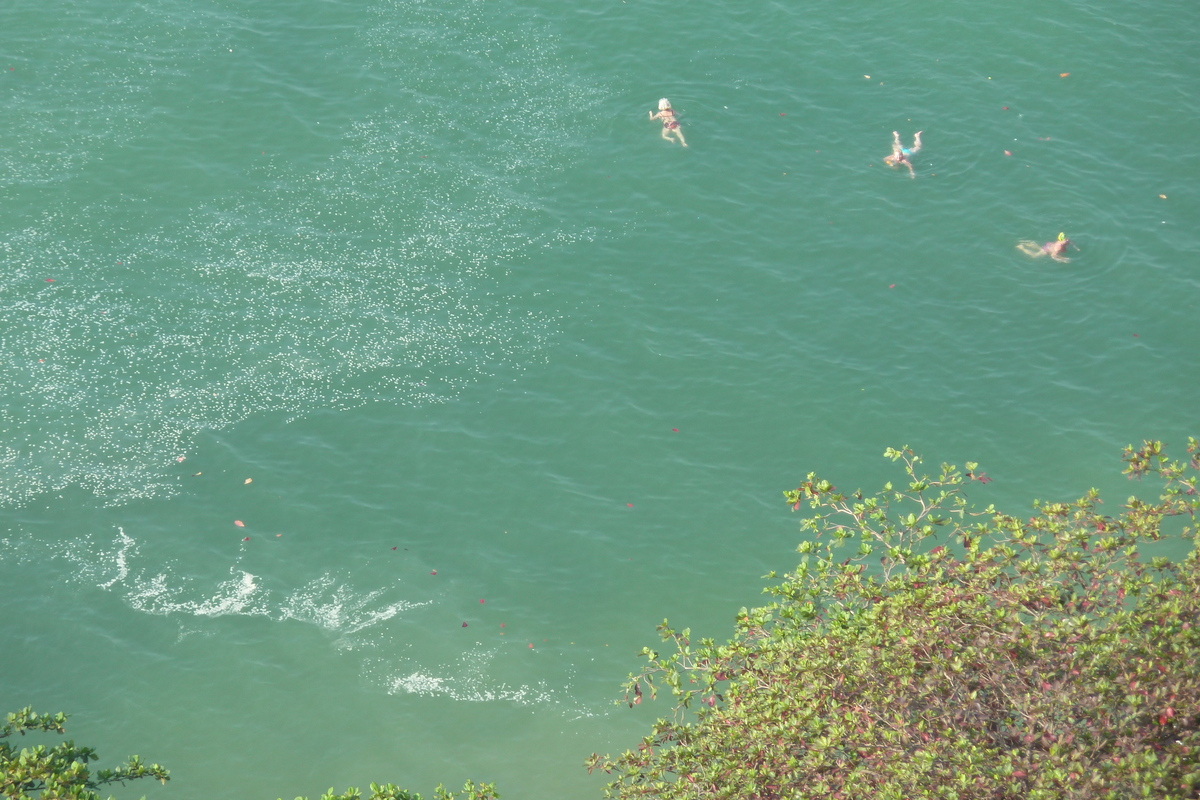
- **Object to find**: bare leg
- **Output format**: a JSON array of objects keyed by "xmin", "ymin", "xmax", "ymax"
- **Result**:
[
  {"xmin": 910, "ymin": 131, "xmax": 923, "ymax": 154},
  {"xmin": 904, "ymin": 161, "xmax": 914, "ymax": 178},
  {"xmin": 674, "ymin": 129, "xmax": 687, "ymax": 147},
  {"xmin": 1016, "ymin": 241, "xmax": 1045, "ymax": 257},
  {"xmin": 661, "ymin": 128, "xmax": 672, "ymax": 142}
]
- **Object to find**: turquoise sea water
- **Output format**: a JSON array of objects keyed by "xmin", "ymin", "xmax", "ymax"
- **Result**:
[{"xmin": 2, "ymin": 0, "xmax": 1198, "ymax": 797}]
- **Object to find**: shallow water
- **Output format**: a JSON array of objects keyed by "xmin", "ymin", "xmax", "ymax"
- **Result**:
[{"xmin": 2, "ymin": 1, "xmax": 1198, "ymax": 797}]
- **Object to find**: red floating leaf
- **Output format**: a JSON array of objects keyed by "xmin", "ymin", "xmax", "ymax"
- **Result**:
[
  {"xmin": 430, "ymin": 570, "xmax": 437, "ymax": 575},
  {"xmin": 527, "ymin": 643, "xmax": 534, "ymax": 649},
  {"xmin": 45, "ymin": 278, "xmax": 55, "ymax": 282},
  {"xmin": 391, "ymin": 546, "xmax": 397, "ymax": 550},
  {"xmin": 626, "ymin": 503, "xmax": 634, "ymax": 507},
  {"xmin": 889, "ymin": 284, "xmax": 895, "ymax": 289},
  {"xmin": 479, "ymin": 598, "xmax": 485, "ymax": 604},
  {"xmin": 672, "ymin": 428, "xmax": 679, "ymax": 432},
  {"xmin": 1002, "ymin": 106, "xmax": 1009, "ymax": 110},
  {"xmin": 500, "ymin": 623, "xmax": 505, "ymax": 628},
  {"xmin": 242, "ymin": 536, "xmax": 250, "ymax": 542},
  {"xmin": 1003, "ymin": 150, "xmax": 1012, "ymax": 156},
  {"xmin": 462, "ymin": 622, "xmax": 468, "ymax": 627}
]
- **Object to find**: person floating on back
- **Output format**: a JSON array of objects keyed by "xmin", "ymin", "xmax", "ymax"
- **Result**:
[
  {"xmin": 1017, "ymin": 232, "xmax": 1075, "ymax": 263},
  {"xmin": 883, "ymin": 130, "xmax": 922, "ymax": 178},
  {"xmin": 649, "ymin": 98, "xmax": 687, "ymax": 147}
]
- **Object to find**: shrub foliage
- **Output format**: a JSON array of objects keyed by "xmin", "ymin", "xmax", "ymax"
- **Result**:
[
  {"xmin": 0, "ymin": 708, "xmax": 168, "ymax": 800},
  {"xmin": 0, "ymin": 709, "xmax": 498, "ymax": 800},
  {"xmin": 279, "ymin": 780, "xmax": 499, "ymax": 800},
  {"xmin": 588, "ymin": 440, "xmax": 1200, "ymax": 799}
]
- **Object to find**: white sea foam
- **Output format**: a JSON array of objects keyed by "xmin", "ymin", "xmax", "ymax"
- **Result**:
[
  {"xmin": 2, "ymin": 523, "xmax": 597, "ymax": 713},
  {"xmin": 383, "ymin": 646, "xmax": 557, "ymax": 706},
  {"xmin": 278, "ymin": 574, "xmax": 429, "ymax": 635},
  {"xmin": 96, "ymin": 526, "xmax": 135, "ymax": 590},
  {"xmin": 24, "ymin": 527, "xmax": 421, "ymax": 636},
  {"xmin": 125, "ymin": 567, "xmax": 271, "ymax": 619}
]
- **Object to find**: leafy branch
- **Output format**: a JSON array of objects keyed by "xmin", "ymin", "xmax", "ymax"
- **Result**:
[
  {"xmin": 591, "ymin": 439, "xmax": 1200, "ymax": 800},
  {"xmin": 1, "ymin": 708, "xmax": 169, "ymax": 800}
]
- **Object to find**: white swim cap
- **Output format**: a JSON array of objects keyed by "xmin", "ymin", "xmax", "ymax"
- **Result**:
[{"xmin": 658, "ymin": 98, "xmax": 671, "ymax": 110}]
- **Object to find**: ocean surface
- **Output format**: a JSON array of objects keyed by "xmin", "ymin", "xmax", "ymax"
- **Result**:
[{"xmin": 2, "ymin": 0, "xmax": 1198, "ymax": 797}]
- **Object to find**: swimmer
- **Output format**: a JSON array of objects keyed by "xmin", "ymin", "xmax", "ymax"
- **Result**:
[
  {"xmin": 649, "ymin": 98, "xmax": 687, "ymax": 147},
  {"xmin": 1017, "ymin": 232, "xmax": 1074, "ymax": 263},
  {"xmin": 883, "ymin": 130, "xmax": 923, "ymax": 178}
]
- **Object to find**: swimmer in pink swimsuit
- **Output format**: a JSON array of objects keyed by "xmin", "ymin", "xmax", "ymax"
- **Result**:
[
  {"xmin": 649, "ymin": 98, "xmax": 687, "ymax": 147},
  {"xmin": 1017, "ymin": 232, "xmax": 1074, "ymax": 262}
]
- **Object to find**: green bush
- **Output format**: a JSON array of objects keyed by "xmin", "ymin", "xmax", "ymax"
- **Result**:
[
  {"xmin": 1, "ymin": 709, "xmax": 497, "ymax": 800},
  {"xmin": 278, "ymin": 780, "xmax": 498, "ymax": 800},
  {"xmin": 0, "ymin": 708, "xmax": 168, "ymax": 800},
  {"xmin": 589, "ymin": 440, "xmax": 1200, "ymax": 799}
]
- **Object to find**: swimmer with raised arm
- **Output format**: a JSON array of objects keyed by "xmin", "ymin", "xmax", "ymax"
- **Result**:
[
  {"xmin": 883, "ymin": 130, "xmax": 922, "ymax": 178},
  {"xmin": 649, "ymin": 98, "xmax": 687, "ymax": 147},
  {"xmin": 1017, "ymin": 232, "xmax": 1074, "ymax": 262}
]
